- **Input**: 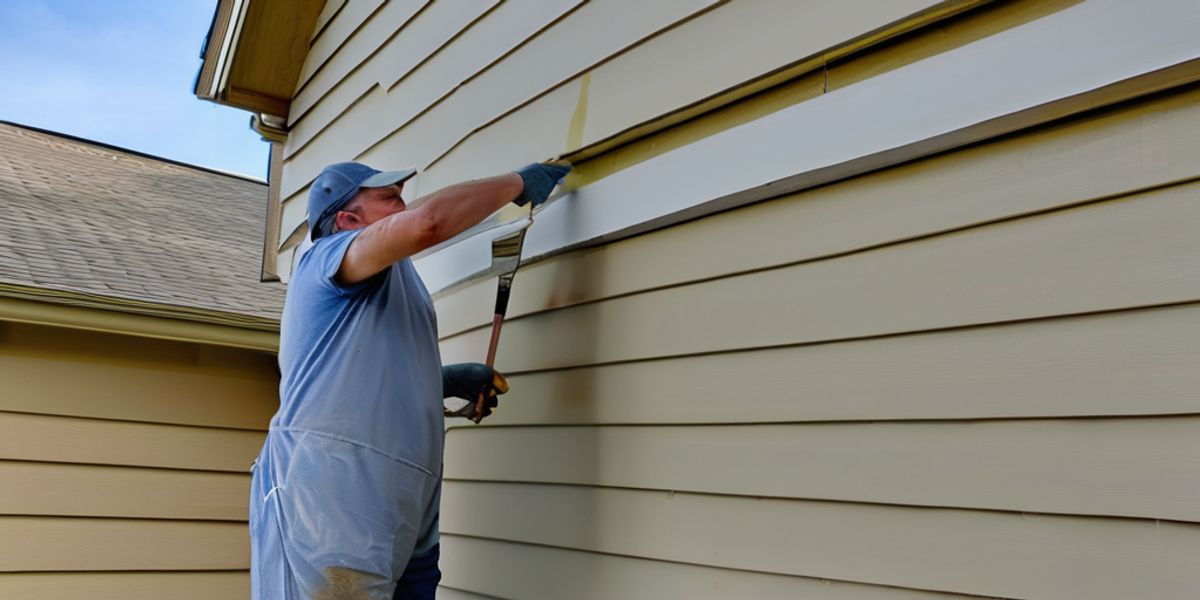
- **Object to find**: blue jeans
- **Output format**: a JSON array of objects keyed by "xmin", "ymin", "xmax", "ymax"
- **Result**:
[{"xmin": 393, "ymin": 545, "xmax": 441, "ymax": 600}]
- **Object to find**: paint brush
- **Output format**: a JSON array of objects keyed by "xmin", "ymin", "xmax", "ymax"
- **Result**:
[{"xmin": 471, "ymin": 207, "xmax": 532, "ymax": 423}]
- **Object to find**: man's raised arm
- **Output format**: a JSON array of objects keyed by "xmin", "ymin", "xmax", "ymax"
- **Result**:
[{"xmin": 331, "ymin": 163, "xmax": 569, "ymax": 285}]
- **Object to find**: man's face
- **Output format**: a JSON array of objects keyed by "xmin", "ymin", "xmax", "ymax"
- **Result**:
[{"xmin": 340, "ymin": 183, "xmax": 406, "ymax": 229}]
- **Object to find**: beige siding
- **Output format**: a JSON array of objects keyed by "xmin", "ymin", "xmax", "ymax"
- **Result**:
[
  {"xmin": 0, "ymin": 572, "xmax": 249, "ymax": 600},
  {"xmin": 466, "ymin": 304, "xmax": 1200, "ymax": 424},
  {"xmin": 0, "ymin": 321, "xmax": 277, "ymax": 428},
  {"xmin": 262, "ymin": 1, "xmax": 1200, "ymax": 596},
  {"xmin": 294, "ymin": 0, "xmax": 388, "ymax": 94},
  {"xmin": 432, "ymin": 84, "xmax": 1200, "ymax": 338},
  {"xmin": 440, "ymin": 178, "xmax": 1200, "ymax": 371},
  {"xmin": 435, "ymin": 87, "xmax": 1200, "ymax": 597},
  {"xmin": 0, "ymin": 411, "xmax": 263, "ymax": 471},
  {"xmin": 447, "ymin": 417, "xmax": 1200, "ymax": 522},
  {"xmin": 0, "ymin": 461, "xmax": 249, "ymax": 520},
  {"xmin": 442, "ymin": 482, "xmax": 1200, "ymax": 599},
  {"xmin": 0, "ymin": 517, "xmax": 247, "ymax": 570},
  {"xmin": 277, "ymin": 0, "xmax": 952, "ymax": 251},
  {"xmin": 0, "ymin": 322, "xmax": 275, "ymax": 597},
  {"xmin": 440, "ymin": 534, "xmax": 978, "ymax": 599}
]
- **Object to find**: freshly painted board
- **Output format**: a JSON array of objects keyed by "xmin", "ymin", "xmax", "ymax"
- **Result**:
[
  {"xmin": 294, "ymin": 0, "xmax": 386, "ymax": 94},
  {"xmin": 440, "ymin": 534, "xmax": 983, "ymax": 600},
  {"xmin": 0, "ymin": 411, "xmax": 263, "ymax": 473},
  {"xmin": 0, "ymin": 461, "xmax": 250, "ymax": 521},
  {"xmin": 442, "ymin": 481, "xmax": 1200, "ymax": 599},
  {"xmin": 463, "ymin": 304, "xmax": 1200, "ymax": 425},
  {"xmin": 0, "ymin": 517, "xmax": 248, "ymax": 571},
  {"xmin": 280, "ymin": 0, "xmax": 719, "ymax": 201},
  {"xmin": 432, "ymin": 85, "xmax": 1200, "ymax": 337},
  {"xmin": 0, "ymin": 572, "xmax": 249, "ymax": 600},
  {"xmin": 289, "ymin": 0, "xmax": 582, "ymax": 156},
  {"xmin": 418, "ymin": 0, "xmax": 942, "ymax": 191},
  {"xmin": 416, "ymin": 0, "xmax": 1200, "ymax": 296},
  {"xmin": 440, "ymin": 183, "xmax": 1200, "ymax": 372},
  {"xmin": 290, "ymin": 0, "xmax": 425, "ymax": 123},
  {"xmin": 446, "ymin": 416, "xmax": 1200, "ymax": 522}
]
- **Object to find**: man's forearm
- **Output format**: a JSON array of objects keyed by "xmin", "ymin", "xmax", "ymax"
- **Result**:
[{"xmin": 417, "ymin": 173, "xmax": 523, "ymax": 244}]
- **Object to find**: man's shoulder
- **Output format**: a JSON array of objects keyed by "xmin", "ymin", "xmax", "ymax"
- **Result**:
[{"xmin": 294, "ymin": 231, "xmax": 358, "ymax": 276}]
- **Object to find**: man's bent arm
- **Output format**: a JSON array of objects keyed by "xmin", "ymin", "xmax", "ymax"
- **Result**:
[{"xmin": 337, "ymin": 173, "xmax": 523, "ymax": 285}]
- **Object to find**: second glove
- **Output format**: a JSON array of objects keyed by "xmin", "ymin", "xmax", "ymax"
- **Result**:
[{"xmin": 442, "ymin": 362, "xmax": 509, "ymax": 422}]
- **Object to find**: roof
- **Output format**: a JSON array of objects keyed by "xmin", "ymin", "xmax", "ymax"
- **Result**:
[{"xmin": 0, "ymin": 121, "xmax": 285, "ymax": 322}]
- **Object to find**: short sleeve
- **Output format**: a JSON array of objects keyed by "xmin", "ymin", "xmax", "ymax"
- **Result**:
[{"xmin": 297, "ymin": 230, "xmax": 383, "ymax": 296}]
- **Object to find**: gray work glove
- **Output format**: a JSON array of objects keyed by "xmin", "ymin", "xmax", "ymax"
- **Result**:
[
  {"xmin": 442, "ymin": 362, "xmax": 509, "ymax": 422},
  {"xmin": 512, "ymin": 162, "xmax": 571, "ymax": 208}
]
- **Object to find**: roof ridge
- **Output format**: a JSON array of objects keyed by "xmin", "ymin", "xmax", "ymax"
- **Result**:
[{"xmin": 0, "ymin": 120, "xmax": 267, "ymax": 184}]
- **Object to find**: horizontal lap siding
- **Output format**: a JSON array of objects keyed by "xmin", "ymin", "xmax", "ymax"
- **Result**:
[
  {"xmin": 446, "ymin": 416, "xmax": 1200, "ymax": 522},
  {"xmin": 475, "ymin": 304, "xmax": 1200, "ymax": 425},
  {"xmin": 437, "ymin": 88, "xmax": 1200, "ymax": 596},
  {"xmin": 0, "ymin": 517, "xmax": 248, "ymax": 571},
  {"xmin": 413, "ymin": 0, "xmax": 946, "ymax": 193},
  {"xmin": 278, "ymin": 0, "xmax": 952, "ymax": 248},
  {"xmin": 442, "ymin": 482, "xmax": 1200, "ymax": 599},
  {"xmin": 0, "ymin": 411, "xmax": 263, "ymax": 472},
  {"xmin": 0, "ymin": 572, "xmax": 249, "ymax": 600},
  {"xmin": 281, "ymin": 0, "xmax": 718, "ymax": 201},
  {"xmin": 0, "ymin": 325, "xmax": 273, "ymax": 596},
  {"xmin": 0, "ymin": 322, "xmax": 277, "ymax": 429},
  {"xmin": 440, "ymin": 180, "xmax": 1200, "ymax": 371},
  {"xmin": 433, "ymin": 85, "xmax": 1200, "ymax": 338},
  {"xmin": 293, "ymin": 0, "xmax": 389, "ymax": 99},
  {"xmin": 0, "ymin": 461, "xmax": 249, "ymax": 520},
  {"xmin": 440, "ymin": 535, "xmax": 978, "ymax": 600}
]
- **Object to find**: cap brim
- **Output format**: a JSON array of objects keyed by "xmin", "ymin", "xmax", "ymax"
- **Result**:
[{"xmin": 360, "ymin": 167, "xmax": 417, "ymax": 188}]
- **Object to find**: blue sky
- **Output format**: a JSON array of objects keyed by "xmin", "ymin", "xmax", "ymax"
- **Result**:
[{"xmin": 0, "ymin": 1, "xmax": 269, "ymax": 179}]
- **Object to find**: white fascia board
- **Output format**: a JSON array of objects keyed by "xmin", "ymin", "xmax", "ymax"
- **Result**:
[
  {"xmin": 415, "ymin": 0, "xmax": 1200, "ymax": 297},
  {"xmin": 212, "ymin": 0, "xmax": 249, "ymax": 98}
]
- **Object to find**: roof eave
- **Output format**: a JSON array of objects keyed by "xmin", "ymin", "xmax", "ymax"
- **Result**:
[
  {"xmin": 0, "ymin": 283, "xmax": 279, "ymax": 352},
  {"xmin": 195, "ymin": 0, "xmax": 324, "ymax": 120}
]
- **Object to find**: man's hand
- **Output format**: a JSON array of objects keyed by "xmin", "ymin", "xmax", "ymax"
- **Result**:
[
  {"xmin": 512, "ymin": 162, "xmax": 571, "ymax": 208},
  {"xmin": 442, "ymin": 363, "xmax": 509, "ymax": 421}
]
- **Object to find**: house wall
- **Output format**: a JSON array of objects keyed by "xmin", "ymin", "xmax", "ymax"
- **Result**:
[
  {"xmin": 273, "ymin": 0, "xmax": 960, "ymax": 273},
  {"xmin": 0, "ymin": 321, "xmax": 277, "ymax": 599},
  {"xmin": 272, "ymin": 0, "xmax": 1200, "ymax": 597},
  {"xmin": 433, "ymin": 82, "xmax": 1200, "ymax": 600}
]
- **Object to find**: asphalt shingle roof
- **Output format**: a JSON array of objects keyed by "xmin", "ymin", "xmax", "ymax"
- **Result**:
[{"xmin": 0, "ymin": 122, "xmax": 285, "ymax": 321}]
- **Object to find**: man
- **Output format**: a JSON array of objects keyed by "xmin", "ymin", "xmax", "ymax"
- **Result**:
[{"xmin": 250, "ymin": 161, "xmax": 570, "ymax": 600}]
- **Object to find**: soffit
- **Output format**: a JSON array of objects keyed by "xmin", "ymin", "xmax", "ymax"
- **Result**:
[{"xmin": 198, "ymin": 0, "xmax": 325, "ymax": 118}]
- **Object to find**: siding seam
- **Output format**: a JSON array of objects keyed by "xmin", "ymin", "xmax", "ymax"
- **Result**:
[{"xmin": 440, "ymin": 532, "xmax": 1020, "ymax": 599}]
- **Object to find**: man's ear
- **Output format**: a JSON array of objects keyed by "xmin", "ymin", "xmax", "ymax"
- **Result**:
[{"xmin": 334, "ymin": 209, "xmax": 363, "ymax": 232}]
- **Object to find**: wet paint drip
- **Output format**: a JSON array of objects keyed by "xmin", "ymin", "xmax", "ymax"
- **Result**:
[{"xmin": 566, "ymin": 71, "xmax": 592, "ymax": 150}]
